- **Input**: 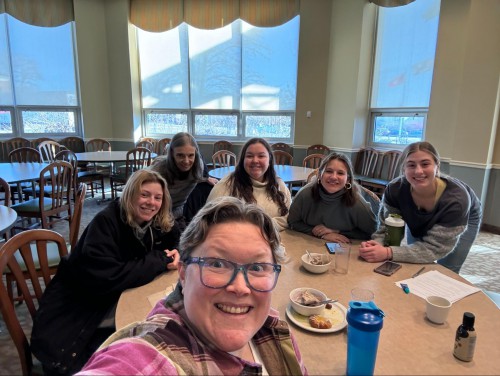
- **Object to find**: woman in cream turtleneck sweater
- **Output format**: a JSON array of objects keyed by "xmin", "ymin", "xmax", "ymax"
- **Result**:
[
  {"xmin": 288, "ymin": 152, "xmax": 377, "ymax": 242},
  {"xmin": 207, "ymin": 138, "xmax": 291, "ymax": 231}
]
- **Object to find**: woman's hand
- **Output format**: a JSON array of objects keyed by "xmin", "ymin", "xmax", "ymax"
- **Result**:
[
  {"xmin": 312, "ymin": 225, "xmax": 350, "ymax": 243},
  {"xmin": 358, "ymin": 240, "xmax": 390, "ymax": 263},
  {"xmin": 207, "ymin": 177, "xmax": 218, "ymax": 186},
  {"xmin": 165, "ymin": 249, "xmax": 180, "ymax": 270}
]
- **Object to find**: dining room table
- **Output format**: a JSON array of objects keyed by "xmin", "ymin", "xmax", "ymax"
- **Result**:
[
  {"xmin": 0, "ymin": 162, "xmax": 49, "ymax": 203},
  {"xmin": 209, "ymin": 165, "xmax": 315, "ymax": 185},
  {"xmin": 0, "ymin": 205, "xmax": 17, "ymax": 238},
  {"xmin": 115, "ymin": 229, "xmax": 500, "ymax": 375}
]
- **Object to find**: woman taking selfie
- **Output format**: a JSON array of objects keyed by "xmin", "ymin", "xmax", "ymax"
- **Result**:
[
  {"xmin": 207, "ymin": 138, "xmax": 291, "ymax": 231},
  {"xmin": 359, "ymin": 141, "xmax": 482, "ymax": 273},
  {"xmin": 78, "ymin": 197, "xmax": 307, "ymax": 375},
  {"xmin": 31, "ymin": 169, "xmax": 181, "ymax": 375}
]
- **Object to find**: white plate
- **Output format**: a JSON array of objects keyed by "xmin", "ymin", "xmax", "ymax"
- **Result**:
[{"xmin": 286, "ymin": 301, "xmax": 347, "ymax": 333}]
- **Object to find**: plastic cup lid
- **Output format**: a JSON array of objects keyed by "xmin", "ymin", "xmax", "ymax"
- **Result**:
[{"xmin": 385, "ymin": 216, "xmax": 405, "ymax": 227}]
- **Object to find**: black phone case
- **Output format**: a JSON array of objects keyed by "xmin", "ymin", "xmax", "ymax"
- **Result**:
[
  {"xmin": 325, "ymin": 242, "xmax": 338, "ymax": 254},
  {"xmin": 373, "ymin": 261, "xmax": 402, "ymax": 276}
]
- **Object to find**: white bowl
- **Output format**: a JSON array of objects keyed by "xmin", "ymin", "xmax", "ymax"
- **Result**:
[
  {"xmin": 301, "ymin": 253, "xmax": 332, "ymax": 274},
  {"xmin": 290, "ymin": 287, "xmax": 328, "ymax": 316}
]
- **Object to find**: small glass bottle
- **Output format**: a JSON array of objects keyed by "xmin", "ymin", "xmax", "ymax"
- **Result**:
[{"xmin": 453, "ymin": 312, "xmax": 476, "ymax": 362}]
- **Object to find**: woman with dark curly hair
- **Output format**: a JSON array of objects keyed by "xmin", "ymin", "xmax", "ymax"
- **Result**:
[{"xmin": 206, "ymin": 138, "xmax": 291, "ymax": 231}]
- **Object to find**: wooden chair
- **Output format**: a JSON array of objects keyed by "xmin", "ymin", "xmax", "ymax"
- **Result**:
[
  {"xmin": 306, "ymin": 144, "xmax": 330, "ymax": 156},
  {"xmin": 303, "ymin": 153, "xmax": 325, "ymax": 169},
  {"xmin": 0, "ymin": 177, "xmax": 10, "ymax": 207},
  {"xmin": 271, "ymin": 142, "xmax": 293, "ymax": 155},
  {"xmin": 0, "ymin": 229, "xmax": 69, "ymax": 376},
  {"xmin": 358, "ymin": 150, "xmax": 402, "ymax": 197},
  {"xmin": 354, "ymin": 147, "xmax": 379, "ymax": 182},
  {"xmin": 59, "ymin": 136, "xmax": 85, "ymax": 153},
  {"xmin": 85, "ymin": 138, "xmax": 112, "ymax": 174},
  {"xmin": 157, "ymin": 137, "xmax": 171, "ymax": 155},
  {"xmin": 211, "ymin": 150, "xmax": 236, "ymax": 168},
  {"xmin": 5, "ymin": 184, "xmax": 86, "ymax": 304},
  {"xmin": 30, "ymin": 137, "xmax": 55, "ymax": 150},
  {"xmin": 11, "ymin": 161, "xmax": 73, "ymax": 231},
  {"xmin": 85, "ymin": 138, "xmax": 111, "ymax": 152},
  {"xmin": 8, "ymin": 147, "xmax": 42, "ymax": 204},
  {"xmin": 110, "ymin": 147, "xmax": 152, "ymax": 199},
  {"xmin": 135, "ymin": 139, "xmax": 155, "ymax": 152},
  {"xmin": 37, "ymin": 140, "xmax": 66, "ymax": 163},
  {"xmin": 139, "ymin": 137, "xmax": 159, "ymax": 153},
  {"xmin": 55, "ymin": 150, "xmax": 105, "ymax": 200},
  {"xmin": 273, "ymin": 150, "xmax": 294, "ymax": 166},
  {"xmin": 2, "ymin": 137, "xmax": 31, "ymax": 161},
  {"xmin": 207, "ymin": 140, "xmax": 234, "ymax": 170}
]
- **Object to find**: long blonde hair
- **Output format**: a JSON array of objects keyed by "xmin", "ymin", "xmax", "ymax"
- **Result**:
[{"xmin": 120, "ymin": 169, "xmax": 174, "ymax": 232}]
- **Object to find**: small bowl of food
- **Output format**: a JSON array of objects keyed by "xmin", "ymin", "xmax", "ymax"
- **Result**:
[
  {"xmin": 301, "ymin": 253, "xmax": 331, "ymax": 274},
  {"xmin": 290, "ymin": 287, "xmax": 328, "ymax": 316}
]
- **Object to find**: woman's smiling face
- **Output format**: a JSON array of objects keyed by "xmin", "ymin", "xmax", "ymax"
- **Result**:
[
  {"xmin": 132, "ymin": 182, "xmax": 163, "ymax": 225},
  {"xmin": 403, "ymin": 150, "xmax": 438, "ymax": 191},
  {"xmin": 179, "ymin": 222, "xmax": 274, "ymax": 356},
  {"xmin": 243, "ymin": 142, "xmax": 270, "ymax": 182},
  {"xmin": 319, "ymin": 159, "xmax": 348, "ymax": 194}
]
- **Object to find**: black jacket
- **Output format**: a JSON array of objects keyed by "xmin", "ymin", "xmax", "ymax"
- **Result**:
[{"xmin": 31, "ymin": 200, "xmax": 180, "ymax": 375}]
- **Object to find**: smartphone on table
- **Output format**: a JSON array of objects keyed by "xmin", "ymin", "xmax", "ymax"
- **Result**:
[
  {"xmin": 373, "ymin": 261, "xmax": 402, "ymax": 276},
  {"xmin": 325, "ymin": 242, "xmax": 339, "ymax": 254}
]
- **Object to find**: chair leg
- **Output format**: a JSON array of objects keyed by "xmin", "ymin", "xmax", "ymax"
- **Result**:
[{"xmin": 100, "ymin": 176, "xmax": 105, "ymax": 200}]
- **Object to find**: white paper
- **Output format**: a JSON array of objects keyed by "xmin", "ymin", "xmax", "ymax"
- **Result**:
[
  {"xmin": 395, "ymin": 270, "xmax": 481, "ymax": 303},
  {"xmin": 147, "ymin": 284, "xmax": 175, "ymax": 307}
]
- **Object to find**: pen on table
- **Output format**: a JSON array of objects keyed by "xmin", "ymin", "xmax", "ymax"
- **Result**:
[
  {"xmin": 400, "ymin": 283, "xmax": 410, "ymax": 294},
  {"xmin": 412, "ymin": 266, "xmax": 426, "ymax": 278}
]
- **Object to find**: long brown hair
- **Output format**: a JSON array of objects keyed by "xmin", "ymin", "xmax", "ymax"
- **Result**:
[
  {"xmin": 229, "ymin": 138, "xmax": 288, "ymax": 216},
  {"xmin": 311, "ymin": 152, "xmax": 359, "ymax": 207}
]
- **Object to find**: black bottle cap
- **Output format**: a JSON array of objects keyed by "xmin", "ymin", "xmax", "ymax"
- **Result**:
[{"xmin": 463, "ymin": 312, "xmax": 475, "ymax": 328}]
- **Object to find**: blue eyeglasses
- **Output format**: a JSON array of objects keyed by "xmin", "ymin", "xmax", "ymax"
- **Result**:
[{"xmin": 185, "ymin": 257, "xmax": 281, "ymax": 292}]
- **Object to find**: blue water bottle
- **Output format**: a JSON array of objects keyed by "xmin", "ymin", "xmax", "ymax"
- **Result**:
[{"xmin": 346, "ymin": 301, "xmax": 385, "ymax": 376}]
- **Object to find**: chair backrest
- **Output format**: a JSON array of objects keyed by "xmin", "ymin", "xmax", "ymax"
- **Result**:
[
  {"xmin": 354, "ymin": 147, "xmax": 379, "ymax": 178},
  {"xmin": 375, "ymin": 150, "xmax": 402, "ymax": 181},
  {"xmin": 38, "ymin": 140, "xmax": 66, "ymax": 163},
  {"xmin": 3, "ymin": 137, "xmax": 31, "ymax": 156},
  {"xmin": 213, "ymin": 140, "xmax": 233, "ymax": 153},
  {"xmin": 157, "ymin": 137, "xmax": 171, "ymax": 155},
  {"xmin": 306, "ymin": 144, "xmax": 330, "ymax": 156},
  {"xmin": 70, "ymin": 183, "xmax": 87, "ymax": 250},
  {"xmin": 139, "ymin": 137, "xmax": 159, "ymax": 153},
  {"xmin": 271, "ymin": 142, "xmax": 293, "ymax": 155},
  {"xmin": 8, "ymin": 147, "xmax": 41, "ymax": 163},
  {"xmin": 273, "ymin": 150, "xmax": 293, "ymax": 166},
  {"xmin": 0, "ymin": 229, "xmax": 68, "ymax": 376},
  {"xmin": 30, "ymin": 137, "xmax": 55, "ymax": 150},
  {"xmin": 85, "ymin": 138, "xmax": 111, "ymax": 152},
  {"xmin": 359, "ymin": 185, "xmax": 381, "ymax": 215},
  {"xmin": 0, "ymin": 176, "xmax": 11, "ymax": 207},
  {"xmin": 125, "ymin": 147, "xmax": 152, "ymax": 178},
  {"xmin": 306, "ymin": 168, "xmax": 319, "ymax": 184},
  {"xmin": 59, "ymin": 136, "xmax": 85, "ymax": 153},
  {"xmin": 303, "ymin": 153, "xmax": 325, "ymax": 169},
  {"xmin": 55, "ymin": 149, "xmax": 79, "ymax": 194},
  {"xmin": 135, "ymin": 140, "xmax": 155, "ymax": 152},
  {"xmin": 38, "ymin": 161, "xmax": 74, "ymax": 228},
  {"xmin": 212, "ymin": 150, "xmax": 237, "ymax": 167}
]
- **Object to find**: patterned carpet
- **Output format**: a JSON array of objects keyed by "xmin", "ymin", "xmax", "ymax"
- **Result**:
[{"xmin": 1, "ymin": 195, "xmax": 499, "ymax": 375}]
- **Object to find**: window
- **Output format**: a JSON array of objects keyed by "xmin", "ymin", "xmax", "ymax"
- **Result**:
[
  {"xmin": 369, "ymin": 0, "xmax": 440, "ymax": 147},
  {"xmin": 0, "ymin": 14, "xmax": 80, "ymax": 138},
  {"xmin": 137, "ymin": 17, "xmax": 299, "ymax": 142}
]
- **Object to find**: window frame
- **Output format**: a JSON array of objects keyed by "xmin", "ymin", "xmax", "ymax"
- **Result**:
[{"xmin": 368, "ymin": 108, "xmax": 427, "ymax": 149}]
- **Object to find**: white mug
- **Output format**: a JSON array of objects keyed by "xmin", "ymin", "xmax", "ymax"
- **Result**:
[{"xmin": 425, "ymin": 296, "xmax": 452, "ymax": 324}]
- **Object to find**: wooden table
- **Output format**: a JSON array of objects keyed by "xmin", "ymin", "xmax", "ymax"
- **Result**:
[
  {"xmin": 0, "ymin": 162, "xmax": 48, "ymax": 184},
  {"xmin": 209, "ymin": 165, "xmax": 315, "ymax": 184},
  {"xmin": 116, "ymin": 230, "xmax": 500, "ymax": 375},
  {"xmin": 0, "ymin": 205, "xmax": 17, "ymax": 237},
  {"xmin": 74, "ymin": 151, "xmax": 157, "ymax": 163}
]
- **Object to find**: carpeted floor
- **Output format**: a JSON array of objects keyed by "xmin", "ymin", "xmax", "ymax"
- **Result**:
[{"xmin": 1, "ymin": 193, "xmax": 499, "ymax": 375}]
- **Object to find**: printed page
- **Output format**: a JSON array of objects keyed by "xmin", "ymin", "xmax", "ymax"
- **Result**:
[{"xmin": 395, "ymin": 270, "xmax": 481, "ymax": 303}]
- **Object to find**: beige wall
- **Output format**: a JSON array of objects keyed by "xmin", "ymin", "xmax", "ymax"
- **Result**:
[{"xmin": 73, "ymin": 0, "xmax": 500, "ymax": 227}]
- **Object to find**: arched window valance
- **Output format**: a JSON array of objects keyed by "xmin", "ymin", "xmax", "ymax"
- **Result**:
[
  {"xmin": 0, "ymin": 0, "xmax": 74, "ymax": 27},
  {"xmin": 130, "ymin": 0, "xmax": 300, "ymax": 32}
]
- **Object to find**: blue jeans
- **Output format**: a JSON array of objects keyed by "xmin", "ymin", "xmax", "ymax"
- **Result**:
[{"xmin": 406, "ymin": 212, "xmax": 481, "ymax": 274}]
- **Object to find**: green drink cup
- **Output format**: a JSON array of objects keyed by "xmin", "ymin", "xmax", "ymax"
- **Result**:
[{"xmin": 384, "ymin": 215, "xmax": 405, "ymax": 246}]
